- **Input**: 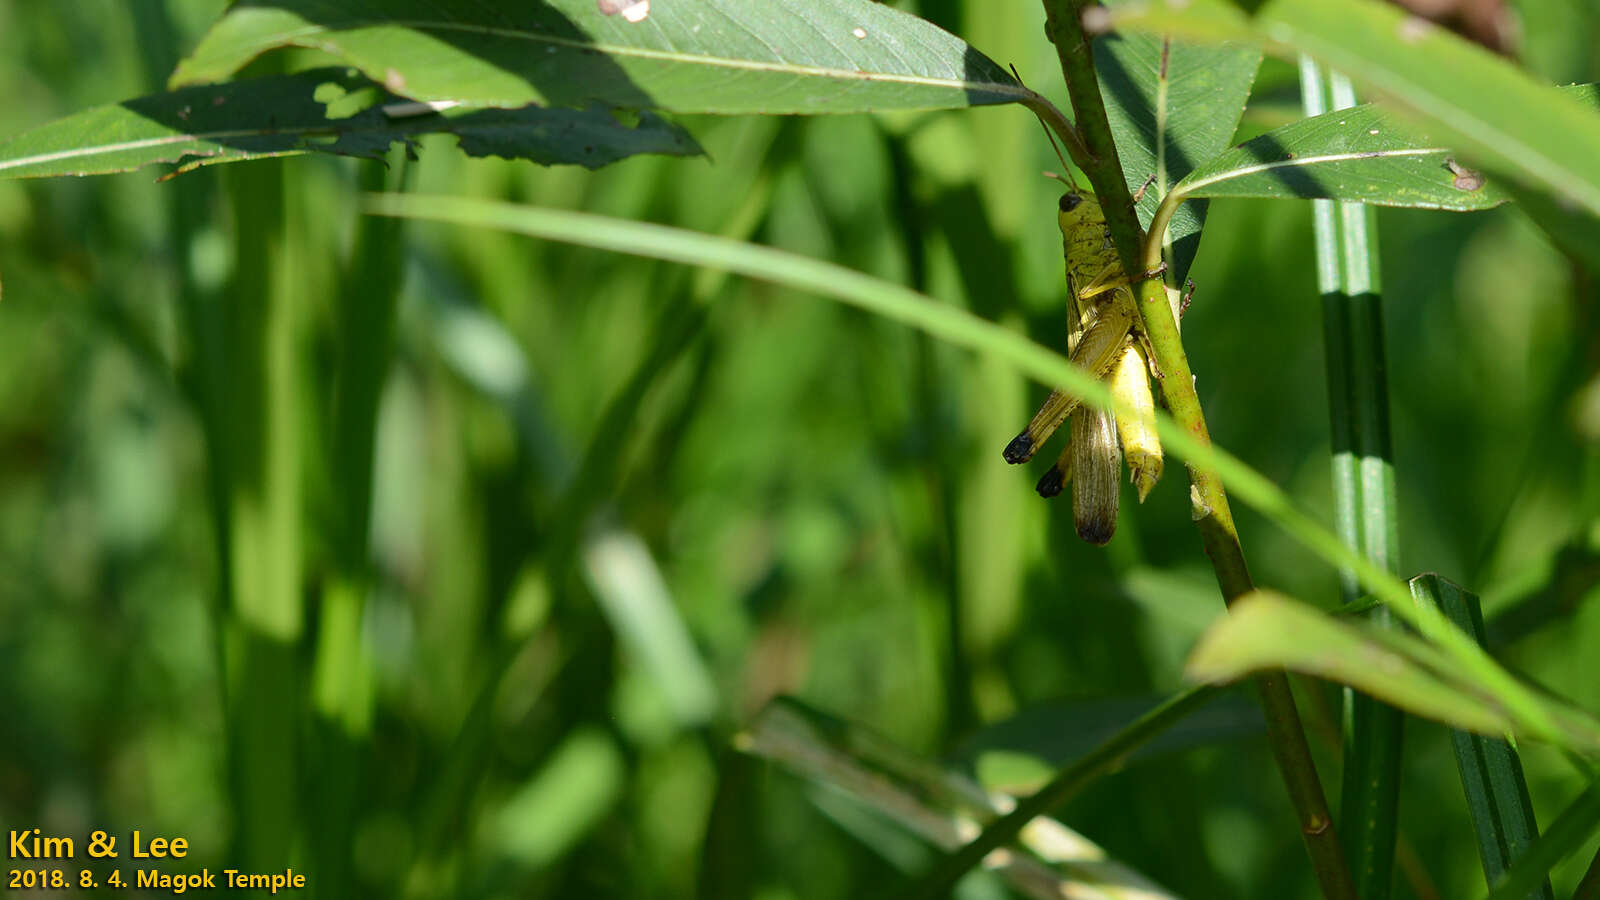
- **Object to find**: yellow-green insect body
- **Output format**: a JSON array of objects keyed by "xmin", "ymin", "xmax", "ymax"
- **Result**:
[{"xmin": 1003, "ymin": 189, "xmax": 1165, "ymax": 545}]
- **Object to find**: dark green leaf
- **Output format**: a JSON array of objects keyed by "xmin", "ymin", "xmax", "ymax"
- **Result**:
[
  {"xmin": 1484, "ymin": 783, "xmax": 1600, "ymax": 900},
  {"xmin": 1413, "ymin": 575, "xmax": 1554, "ymax": 900},
  {"xmin": 1505, "ymin": 181, "xmax": 1600, "ymax": 273},
  {"xmin": 950, "ymin": 693, "xmax": 1261, "ymax": 793},
  {"xmin": 0, "ymin": 68, "xmax": 701, "ymax": 180},
  {"xmin": 1096, "ymin": 32, "xmax": 1261, "ymax": 285},
  {"xmin": 1179, "ymin": 99, "xmax": 1509, "ymax": 209},
  {"xmin": 172, "ymin": 0, "xmax": 1026, "ymax": 115},
  {"xmin": 1178, "ymin": 85, "xmax": 1600, "ymax": 212}
]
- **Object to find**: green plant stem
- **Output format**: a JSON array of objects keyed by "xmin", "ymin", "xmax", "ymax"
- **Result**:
[
  {"xmin": 900, "ymin": 685, "xmax": 1222, "ymax": 898},
  {"xmin": 1043, "ymin": 2, "xmax": 1145, "ymax": 280},
  {"xmin": 1302, "ymin": 58, "xmax": 1406, "ymax": 900},
  {"xmin": 1041, "ymin": 3, "xmax": 1354, "ymax": 897}
]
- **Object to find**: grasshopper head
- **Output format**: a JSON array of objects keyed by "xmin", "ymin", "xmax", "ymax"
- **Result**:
[{"xmin": 1057, "ymin": 191, "xmax": 1103, "ymax": 234}]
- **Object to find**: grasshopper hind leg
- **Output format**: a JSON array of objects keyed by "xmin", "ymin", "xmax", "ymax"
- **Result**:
[
  {"xmin": 1035, "ymin": 443, "xmax": 1071, "ymax": 498},
  {"xmin": 1003, "ymin": 389, "xmax": 1076, "ymax": 464}
]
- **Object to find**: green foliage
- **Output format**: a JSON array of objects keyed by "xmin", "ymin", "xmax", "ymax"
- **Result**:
[
  {"xmin": 1095, "ymin": 32, "xmax": 1262, "ymax": 286},
  {"xmin": 1416, "ymin": 576, "xmax": 1554, "ymax": 900},
  {"xmin": 173, "ymin": 0, "xmax": 1028, "ymax": 114},
  {"xmin": 5, "ymin": 1, "xmax": 1600, "ymax": 899},
  {"xmin": 0, "ymin": 68, "xmax": 702, "ymax": 178}
]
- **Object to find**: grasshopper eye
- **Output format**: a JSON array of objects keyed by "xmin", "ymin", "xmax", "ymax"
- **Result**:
[{"xmin": 1059, "ymin": 193, "xmax": 1083, "ymax": 213}]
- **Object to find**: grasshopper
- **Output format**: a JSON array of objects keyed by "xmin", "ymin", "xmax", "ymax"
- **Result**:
[{"xmin": 1003, "ymin": 183, "xmax": 1179, "ymax": 545}]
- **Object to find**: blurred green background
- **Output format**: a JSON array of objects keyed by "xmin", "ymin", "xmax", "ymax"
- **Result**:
[{"xmin": 4, "ymin": 1, "xmax": 1600, "ymax": 897}]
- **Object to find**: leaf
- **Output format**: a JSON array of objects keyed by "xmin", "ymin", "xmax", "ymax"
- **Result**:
[
  {"xmin": 1261, "ymin": 0, "xmax": 1600, "ymax": 219},
  {"xmin": 0, "ymin": 68, "xmax": 701, "ymax": 180},
  {"xmin": 1177, "ymin": 84, "xmax": 1600, "ymax": 212},
  {"xmin": 1188, "ymin": 591, "xmax": 1514, "ymax": 734},
  {"xmin": 1186, "ymin": 591, "xmax": 1600, "ymax": 754},
  {"xmin": 1178, "ymin": 98, "xmax": 1509, "ymax": 209},
  {"xmin": 172, "ymin": 0, "xmax": 1027, "ymax": 116},
  {"xmin": 582, "ymin": 530, "xmax": 717, "ymax": 728},
  {"xmin": 1106, "ymin": 0, "xmax": 1600, "ymax": 221},
  {"xmin": 1096, "ymin": 32, "xmax": 1261, "ymax": 286},
  {"xmin": 738, "ymin": 698, "xmax": 1181, "ymax": 900},
  {"xmin": 1504, "ymin": 181, "xmax": 1600, "ymax": 273},
  {"xmin": 1483, "ymin": 781, "xmax": 1600, "ymax": 900},
  {"xmin": 951, "ymin": 693, "xmax": 1262, "ymax": 794},
  {"xmin": 1412, "ymin": 575, "xmax": 1555, "ymax": 900}
]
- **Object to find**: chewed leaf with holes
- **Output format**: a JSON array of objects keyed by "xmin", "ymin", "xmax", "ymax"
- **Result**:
[
  {"xmin": 171, "ymin": 0, "xmax": 1026, "ymax": 115},
  {"xmin": 0, "ymin": 68, "xmax": 701, "ymax": 180}
]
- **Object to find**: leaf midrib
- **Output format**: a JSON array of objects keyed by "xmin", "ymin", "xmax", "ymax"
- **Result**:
[
  {"xmin": 1180, "ymin": 146, "xmax": 1443, "ymax": 195},
  {"xmin": 1279, "ymin": 19, "xmax": 1600, "ymax": 217},
  {"xmin": 1, "ymin": 119, "xmax": 420, "ymax": 173},
  {"xmin": 212, "ymin": 18, "xmax": 1029, "ymax": 98}
]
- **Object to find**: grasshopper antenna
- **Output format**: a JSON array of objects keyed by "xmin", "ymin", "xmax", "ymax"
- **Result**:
[{"xmin": 1011, "ymin": 63, "xmax": 1086, "ymax": 192}]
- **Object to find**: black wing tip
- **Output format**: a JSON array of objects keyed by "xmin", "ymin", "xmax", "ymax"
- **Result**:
[
  {"xmin": 1003, "ymin": 433, "xmax": 1035, "ymax": 465},
  {"xmin": 1035, "ymin": 467, "xmax": 1065, "ymax": 498},
  {"xmin": 1076, "ymin": 519, "xmax": 1115, "ymax": 546}
]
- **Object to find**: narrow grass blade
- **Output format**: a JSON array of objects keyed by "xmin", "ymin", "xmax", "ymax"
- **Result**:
[
  {"xmin": 1482, "ymin": 782, "xmax": 1600, "ymax": 900},
  {"xmin": 1412, "ymin": 575, "xmax": 1554, "ymax": 900},
  {"xmin": 897, "ymin": 686, "xmax": 1219, "ymax": 898},
  {"xmin": 363, "ymin": 194, "xmax": 1600, "ymax": 758},
  {"xmin": 222, "ymin": 152, "xmax": 304, "ymax": 868},
  {"xmin": 1575, "ymin": 847, "xmax": 1600, "ymax": 900},
  {"xmin": 951, "ymin": 693, "xmax": 1262, "ymax": 795},
  {"xmin": 1303, "ymin": 60, "xmax": 1405, "ymax": 900},
  {"xmin": 582, "ymin": 529, "xmax": 717, "ymax": 728},
  {"xmin": 737, "ymin": 696, "xmax": 1193, "ymax": 899},
  {"xmin": 1188, "ymin": 591, "xmax": 1515, "ymax": 736}
]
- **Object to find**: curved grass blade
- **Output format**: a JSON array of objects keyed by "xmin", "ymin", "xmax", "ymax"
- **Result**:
[
  {"xmin": 1186, "ymin": 591, "xmax": 1600, "ymax": 754},
  {"xmin": 1096, "ymin": 32, "xmax": 1261, "ymax": 286},
  {"xmin": 173, "ymin": 0, "xmax": 1028, "ymax": 115},
  {"xmin": 0, "ymin": 68, "xmax": 700, "ymax": 180},
  {"xmin": 362, "ymin": 194, "xmax": 1600, "ymax": 760}
]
